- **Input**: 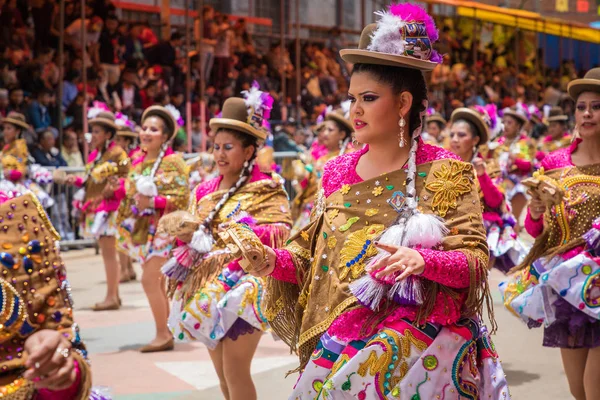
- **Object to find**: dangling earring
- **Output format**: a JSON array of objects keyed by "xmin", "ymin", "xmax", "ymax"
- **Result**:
[
  {"xmin": 243, "ymin": 160, "xmax": 249, "ymax": 168},
  {"xmin": 398, "ymin": 117, "xmax": 406, "ymax": 148},
  {"xmin": 352, "ymin": 134, "xmax": 360, "ymax": 149},
  {"xmin": 339, "ymin": 139, "xmax": 344, "ymax": 150}
]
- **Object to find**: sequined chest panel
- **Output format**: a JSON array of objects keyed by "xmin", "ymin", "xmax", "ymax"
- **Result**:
[{"xmin": 546, "ymin": 164, "xmax": 600, "ymax": 247}]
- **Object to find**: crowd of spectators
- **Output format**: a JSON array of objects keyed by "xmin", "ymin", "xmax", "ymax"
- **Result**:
[{"xmin": 0, "ymin": 0, "xmax": 594, "ymax": 161}]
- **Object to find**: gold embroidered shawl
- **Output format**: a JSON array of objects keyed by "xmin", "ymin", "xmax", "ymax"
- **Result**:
[
  {"xmin": 266, "ymin": 159, "xmax": 490, "ymax": 369},
  {"xmin": 176, "ymin": 175, "xmax": 292, "ymax": 301},
  {"xmin": 116, "ymin": 153, "xmax": 190, "ymax": 243},
  {"xmin": 519, "ymin": 163, "xmax": 600, "ymax": 269},
  {"xmin": 84, "ymin": 144, "xmax": 130, "ymax": 204}
]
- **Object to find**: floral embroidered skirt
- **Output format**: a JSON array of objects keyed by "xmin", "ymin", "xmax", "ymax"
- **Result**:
[
  {"xmin": 82, "ymin": 211, "xmax": 118, "ymax": 238},
  {"xmin": 168, "ymin": 265, "xmax": 268, "ymax": 350},
  {"xmin": 500, "ymin": 251, "xmax": 600, "ymax": 348},
  {"xmin": 291, "ymin": 318, "xmax": 510, "ymax": 400},
  {"xmin": 117, "ymin": 217, "xmax": 172, "ymax": 264}
]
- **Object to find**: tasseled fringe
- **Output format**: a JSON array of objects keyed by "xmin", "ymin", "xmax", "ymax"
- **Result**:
[
  {"xmin": 584, "ymin": 219, "xmax": 600, "ymax": 252},
  {"xmin": 389, "ymin": 275, "xmax": 423, "ymax": 306},
  {"xmin": 177, "ymin": 251, "xmax": 232, "ymax": 301},
  {"xmin": 161, "ymin": 245, "xmax": 199, "ymax": 283},
  {"xmin": 349, "ymin": 275, "xmax": 389, "ymax": 310},
  {"xmin": 135, "ymin": 175, "xmax": 159, "ymax": 197},
  {"xmin": 463, "ymin": 250, "xmax": 497, "ymax": 334},
  {"xmin": 190, "ymin": 227, "xmax": 215, "ymax": 254},
  {"xmin": 403, "ymin": 212, "xmax": 448, "ymax": 248}
]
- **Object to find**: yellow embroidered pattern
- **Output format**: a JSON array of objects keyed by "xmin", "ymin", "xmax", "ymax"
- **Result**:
[
  {"xmin": 338, "ymin": 224, "xmax": 384, "ymax": 281},
  {"xmin": 340, "ymin": 184, "xmax": 351, "ymax": 195},
  {"xmin": 425, "ymin": 161, "xmax": 472, "ymax": 217}
]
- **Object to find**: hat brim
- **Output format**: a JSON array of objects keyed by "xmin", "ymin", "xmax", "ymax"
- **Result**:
[
  {"xmin": 142, "ymin": 107, "xmax": 178, "ymax": 141},
  {"xmin": 89, "ymin": 118, "xmax": 118, "ymax": 131},
  {"xmin": 2, "ymin": 118, "xmax": 29, "ymax": 131},
  {"xmin": 117, "ymin": 130, "xmax": 138, "ymax": 138},
  {"xmin": 450, "ymin": 108, "xmax": 489, "ymax": 144},
  {"xmin": 340, "ymin": 49, "xmax": 438, "ymax": 71},
  {"xmin": 547, "ymin": 115, "xmax": 569, "ymax": 123},
  {"xmin": 209, "ymin": 118, "xmax": 267, "ymax": 141},
  {"xmin": 325, "ymin": 113, "xmax": 354, "ymax": 134},
  {"xmin": 426, "ymin": 116, "xmax": 447, "ymax": 126},
  {"xmin": 502, "ymin": 110, "xmax": 528, "ymax": 125},
  {"xmin": 567, "ymin": 79, "xmax": 600, "ymax": 100}
]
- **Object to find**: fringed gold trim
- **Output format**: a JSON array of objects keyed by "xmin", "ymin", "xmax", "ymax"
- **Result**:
[{"xmin": 177, "ymin": 250, "xmax": 233, "ymax": 302}]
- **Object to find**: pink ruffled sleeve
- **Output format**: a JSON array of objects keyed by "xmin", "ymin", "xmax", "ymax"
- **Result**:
[
  {"xmin": 113, "ymin": 177, "xmax": 126, "ymax": 201},
  {"xmin": 153, "ymin": 195, "xmax": 167, "ymax": 209},
  {"xmin": 271, "ymin": 249, "xmax": 298, "ymax": 284},
  {"xmin": 7, "ymin": 170, "xmax": 22, "ymax": 182},
  {"xmin": 477, "ymin": 172, "xmax": 503, "ymax": 209},
  {"xmin": 37, "ymin": 360, "xmax": 81, "ymax": 400},
  {"xmin": 417, "ymin": 249, "xmax": 471, "ymax": 289},
  {"xmin": 525, "ymin": 209, "xmax": 544, "ymax": 238},
  {"xmin": 513, "ymin": 158, "xmax": 532, "ymax": 173}
]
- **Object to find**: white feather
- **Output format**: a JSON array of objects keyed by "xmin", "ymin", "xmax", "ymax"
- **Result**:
[
  {"xmin": 403, "ymin": 212, "xmax": 448, "ymax": 248},
  {"xmin": 135, "ymin": 175, "xmax": 158, "ymax": 197},
  {"xmin": 367, "ymin": 10, "xmax": 407, "ymax": 55},
  {"xmin": 241, "ymin": 86, "xmax": 263, "ymax": 115},
  {"xmin": 164, "ymin": 104, "xmax": 182, "ymax": 123},
  {"xmin": 189, "ymin": 227, "xmax": 214, "ymax": 254}
]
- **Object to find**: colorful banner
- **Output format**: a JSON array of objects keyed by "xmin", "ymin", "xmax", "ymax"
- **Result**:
[
  {"xmin": 555, "ymin": 0, "xmax": 569, "ymax": 12},
  {"xmin": 576, "ymin": 0, "xmax": 589, "ymax": 12}
]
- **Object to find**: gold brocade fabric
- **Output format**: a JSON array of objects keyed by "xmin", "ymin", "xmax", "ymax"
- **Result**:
[
  {"xmin": 176, "ymin": 175, "xmax": 292, "ymax": 301},
  {"xmin": 1, "ymin": 139, "xmax": 29, "ymax": 177},
  {"xmin": 117, "ymin": 153, "xmax": 190, "ymax": 243},
  {"xmin": 533, "ymin": 163, "xmax": 600, "ymax": 257},
  {"xmin": 266, "ymin": 159, "xmax": 489, "ymax": 368},
  {"xmin": 0, "ymin": 193, "xmax": 91, "ymax": 399},
  {"xmin": 84, "ymin": 144, "xmax": 129, "ymax": 207}
]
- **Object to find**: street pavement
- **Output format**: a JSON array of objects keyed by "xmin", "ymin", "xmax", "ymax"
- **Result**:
[{"xmin": 63, "ymin": 248, "xmax": 572, "ymax": 400}]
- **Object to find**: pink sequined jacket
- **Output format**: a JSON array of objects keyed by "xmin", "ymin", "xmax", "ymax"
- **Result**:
[
  {"xmin": 525, "ymin": 138, "xmax": 580, "ymax": 238},
  {"xmin": 272, "ymin": 140, "xmax": 484, "ymax": 340}
]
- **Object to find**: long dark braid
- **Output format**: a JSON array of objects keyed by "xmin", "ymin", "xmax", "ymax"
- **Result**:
[{"xmin": 201, "ymin": 128, "xmax": 258, "ymax": 230}]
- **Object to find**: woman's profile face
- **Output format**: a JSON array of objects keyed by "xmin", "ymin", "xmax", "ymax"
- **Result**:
[
  {"xmin": 449, "ymin": 121, "xmax": 479, "ymax": 161},
  {"xmin": 348, "ymin": 71, "xmax": 403, "ymax": 146},
  {"xmin": 502, "ymin": 115, "xmax": 521, "ymax": 138},
  {"xmin": 321, "ymin": 120, "xmax": 345, "ymax": 152}
]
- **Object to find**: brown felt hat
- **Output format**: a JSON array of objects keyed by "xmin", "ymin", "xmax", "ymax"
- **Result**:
[
  {"xmin": 451, "ymin": 107, "xmax": 489, "ymax": 144},
  {"xmin": 502, "ymin": 108, "xmax": 528, "ymax": 125},
  {"xmin": 142, "ymin": 106, "xmax": 179, "ymax": 140},
  {"xmin": 209, "ymin": 97, "xmax": 267, "ymax": 140},
  {"xmin": 116, "ymin": 125, "xmax": 139, "ymax": 138},
  {"xmin": 2, "ymin": 112, "xmax": 29, "ymax": 131},
  {"xmin": 325, "ymin": 108, "xmax": 354, "ymax": 133},
  {"xmin": 89, "ymin": 111, "xmax": 118, "ymax": 131},
  {"xmin": 546, "ymin": 106, "xmax": 569, "ymax": 123},
  {"xmin": 340, "ymin": 22, "xmax": 439, "ymax": 71},
  {"xmin": 426, "ymin": 113, "xmax": 447, "ymax": 126},
  {"xmin": 568, "ymin": 68, "xmax": 600, "ymax": 100}
]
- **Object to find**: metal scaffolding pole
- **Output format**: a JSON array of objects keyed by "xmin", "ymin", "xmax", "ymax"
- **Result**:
[
  {"xmin": 58, "ymin": 0, "xmax": 65, "ymax": 147},
  {"xmin": 280, "ymin": 0, "xmax": 286, "ymax": 107},
  {"xmin": 185, "ymin": 0, "xmax": 192, "ymax": 152},
  {"xmin": 295, "ymin": 0, "xmax": 301, "ymax": 120},
  {"xmin": 198, "ymin": 0, "xmax": 206, "ymax": 152},
  {"xmin": 81, "ymin": 0, "xmax": 88, "ymax": 160}
]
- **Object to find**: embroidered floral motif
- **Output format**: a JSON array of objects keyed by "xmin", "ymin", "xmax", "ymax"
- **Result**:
[
  {"xmin": 365, "ymin": 208, "xmax": 379, "ymax": 217},
  {"xmin": 425, "ymin": 161, "xmax": 472, "ymax": 217},
  {"xmin": 340, "ymin": 184, "xmax": 351, "ymax": 195},
  {"xmin": 300, "ymin": 231, "xmax": 309, "ymax": 241},
  {"xmin": 328, "ymin": 209, "xmax": 340, "ymax": 220},
  {"xmin": 372, "ymin": 187, "xmax": 384, "ymax": 197},
  {"xmin": 327, "ymin": 236, "xmax": 337, "ymax": 249},
  {"xmin": 338, "ymin": 224, "xmax": 385, "ymax": 280}
]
